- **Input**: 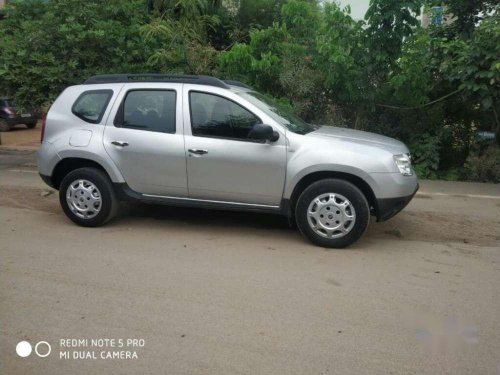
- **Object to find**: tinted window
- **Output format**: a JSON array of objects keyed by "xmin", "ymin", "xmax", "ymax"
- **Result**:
[
  {"xmin": 190, "ymin": 92, "xmax": 261, "ymax": 140},
  {"xmin": 72, "ymin": 90, "xmax": 112, "ymax": 123},
  {"xmin": 121, "ymin": 90, "xmax": 176, "ymax": 133}
]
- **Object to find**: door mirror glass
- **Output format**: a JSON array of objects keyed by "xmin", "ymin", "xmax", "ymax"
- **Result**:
[{"xmin": 248, "ymin": 124, "xmax": 279, "ymax": 142}]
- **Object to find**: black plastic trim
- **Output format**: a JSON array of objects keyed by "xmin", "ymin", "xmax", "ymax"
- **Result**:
[
  {"xmin": 84, "ymin": 74, "xmax": 230, "ymax": 89},
  {"xmin": 113, "ymin": 183, "xmax": 283, "ymax": 215},
  {"xmin": 223, "ymin": 80, "xmax": 252, "ymax": 89},
  {"xmin": 39, "ymin": 173, "xmax": 55, "ymax": 189},
  {"xmin": 376, "ymin": 184, "xmax": 419, "ymax": 222}
]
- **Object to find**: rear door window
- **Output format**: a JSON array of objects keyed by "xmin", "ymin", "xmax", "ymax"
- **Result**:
[
  {"xmin": 116, "ymin": 90, "xmax": 176, "ymax": 134},
  {"xmin": 72, "ymin": 90, "xmax": 113, "ymax": 124}
]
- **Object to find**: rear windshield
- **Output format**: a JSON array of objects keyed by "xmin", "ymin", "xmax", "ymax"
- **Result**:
[{"xmin": 72, "ymin": 90, "xmax": 113, "ymax": 123}]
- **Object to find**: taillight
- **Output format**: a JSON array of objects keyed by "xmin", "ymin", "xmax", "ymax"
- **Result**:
[
  {"xmin": 5, "ymin": 107, "xmax": 15, "ymax": 115},
  {"xmin": 40, "ymin": 115, "xmax": 47, "ymax": 143}
]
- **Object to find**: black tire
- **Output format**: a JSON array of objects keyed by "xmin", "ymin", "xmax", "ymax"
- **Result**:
[
  {"xmin": 59, "ymin": 167, "xmax": 118, "ymax": 227},
  {"xmin": 26, "ymin": 121, "xmax": 37, "ymax": 129},
  {"xmin": 295, "ymin": 179, "xmax": 370, "ymax": 248},
  {"xmin": 0, "ymin": 119, "xmax": 10, "ymax": 132}
]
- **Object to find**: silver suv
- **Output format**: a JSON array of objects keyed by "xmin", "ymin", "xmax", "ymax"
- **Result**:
[{"xmin": 38, "ymin": 74, "xmax": 418, "ymax": 248}]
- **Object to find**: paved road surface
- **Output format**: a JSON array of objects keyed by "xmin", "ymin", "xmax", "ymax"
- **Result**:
[{"xmin": 0, "ymin": 150, "xmax": 499, "ymax": 374}]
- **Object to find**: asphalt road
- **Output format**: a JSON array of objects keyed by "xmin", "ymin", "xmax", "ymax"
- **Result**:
[{"xmin": 1, "ymin": 150, "xmax": 499, "ymax": 374}]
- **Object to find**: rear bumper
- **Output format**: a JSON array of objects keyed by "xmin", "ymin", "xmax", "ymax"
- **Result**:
[
  {"xmin": 4, "ymin": 115, "xmax": 36, "ymax": 125},
  {"xmin": 39, "ymin": 173, "xmax": 55, "ymax": 189},
  {"xmin": 376, "ymin": 184, "xmax": 419, "ymax": 222}
]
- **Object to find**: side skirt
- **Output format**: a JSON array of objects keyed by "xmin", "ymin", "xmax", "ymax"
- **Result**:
[{"xmin": 113, "ymin": 183, "xmax": 288, "ymax": 216}]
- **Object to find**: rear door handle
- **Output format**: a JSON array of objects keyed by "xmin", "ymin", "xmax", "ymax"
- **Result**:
[
  {"xmin": 188, "ymin": 149, "xmax": 208, "ymax": 155},
  {"xmin": 111, "ymin": 141, "xmax": 129, "ymax": 147}
]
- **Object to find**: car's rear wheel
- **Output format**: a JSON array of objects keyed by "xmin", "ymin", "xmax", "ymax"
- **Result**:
[
  {"xmin": 0, "ymin": 119, "xmax": 10, "ymax": 132},
  {"xmin": 26, "ymin": 121, "xmax": 37, "ymax": 129},
  {"xmin": 295, "ymin": 179, "xmax": 370, "ymax": 248},
  {"xmin": 59, "ymin": 167, "xmax": 118, "ymax": 227}
]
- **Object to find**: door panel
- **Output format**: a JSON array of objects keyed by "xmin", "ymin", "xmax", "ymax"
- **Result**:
[
  {"xmin": 103, "ymin": 85, "xmax": 188, "ymax": 196},
  {"xmin": 185, "ymin": 135, "xmax": 286, "ymax": 205},
  {"xmin": 183, "ymin": 88, "xmax": 287, "ymax": 206},
  {"xmin": 104, "ymin": 127, "xmax": 187, "ymax": 196}
]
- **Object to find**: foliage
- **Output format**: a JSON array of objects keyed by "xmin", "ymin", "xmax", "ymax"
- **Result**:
[
  {"xmin": 237, "ymin": 0, "xmax": 286, "ymax": 36},
  {"xmin": 364, "ymin": 0, "xmax": 423, "ymax": 77},
  {"xmin": 0, "ymin": 0, "xmax": 499, "ymax": 181},
  {"xmin": 409, "ymin": 133, "xmax": 441, "ymax": 179},
  {"xmin": 428, "ymin": 0, "xmax": 499, "ymax": 38},
  {"xmin": 0, "ymin": 0, "xmax": 155, "ymax": 109},
  {"xmin": 462, "ymin": 145, "xmax": 500, "ymax": 183},
  {"xmin": 141, "ymin": 0, "xmax": 221, "ymax": 73}
]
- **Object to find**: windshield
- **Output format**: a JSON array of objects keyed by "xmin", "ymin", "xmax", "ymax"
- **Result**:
[
  {"xmin": 1, "ymin": 99, "xmax": 15, "ymax": 107},
  {"xmin": 237, "ymin": 91, "xmax": 315, "ymax": 135}
]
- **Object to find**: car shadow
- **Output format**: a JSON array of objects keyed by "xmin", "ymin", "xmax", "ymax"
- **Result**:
[{"xmin": 121, "ymin": 202, "xmax": 293, "ymax": 232}]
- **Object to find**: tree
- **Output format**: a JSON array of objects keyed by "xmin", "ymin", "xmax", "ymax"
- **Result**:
[
  {"xmin": 364, "ymin": 0, "xmax": 423, "ymax": 74},
  {"xmin": 0, "ymin": 0, "xmax": 155, "ymax": 109},
  {"xmin": 141, "ymin": 0, "xmax": 226, "ymax": 74}
]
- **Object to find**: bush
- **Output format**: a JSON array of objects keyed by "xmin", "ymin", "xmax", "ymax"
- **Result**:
[
  {"xmin": 409, "ymin": 133, "xmax": 440, "ymax": 179},
  {"xmin": 462, "ymin": 146, "xmax": 500, "ymax": 183}
]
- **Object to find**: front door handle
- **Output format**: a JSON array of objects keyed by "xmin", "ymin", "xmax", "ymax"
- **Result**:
[
  {"xmin": 188, "ymin": 149, "xmax": 208, "ymax": 155},
  {"xmin": 111, "ymin": 141, "xmax": 129, "ymax": 147}
]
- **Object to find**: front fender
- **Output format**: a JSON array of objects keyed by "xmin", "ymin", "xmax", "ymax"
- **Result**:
[{"xmin": 283, "ymin": 163, "xmax": 382, "ymax": 199}]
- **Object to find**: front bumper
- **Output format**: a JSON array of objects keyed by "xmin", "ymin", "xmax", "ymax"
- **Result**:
[{"xmin": 376, "ymin": 184, "xmax": 419, "ymax": 222}]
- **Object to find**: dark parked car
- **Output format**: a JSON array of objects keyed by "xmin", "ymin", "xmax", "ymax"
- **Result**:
[{"xmin": 0, "ymin": 97, "xmax": 38, "ymax": 132}]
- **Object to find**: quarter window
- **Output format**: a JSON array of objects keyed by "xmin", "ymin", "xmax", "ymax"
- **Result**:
[
  {"xmin": 119, "ymin": 90, "xmax": 176, "ymax": 133},
  {"xmin": 72, "ymin": 90, "xmax": 113, "ymax": 124},
  {"xmin": 189, "ymin": 92, "xmax": 261, "ymax": 140}
]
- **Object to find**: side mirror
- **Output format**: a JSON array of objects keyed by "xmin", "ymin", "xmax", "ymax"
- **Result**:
[{"xmin": 249, "ymin": 123, "xmax": 280, "ymax": 142}]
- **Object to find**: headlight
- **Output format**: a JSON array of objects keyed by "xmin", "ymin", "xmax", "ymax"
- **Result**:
[{"xmin": 393, "ymin": 153, "xmax": 413, "ymax": 176}]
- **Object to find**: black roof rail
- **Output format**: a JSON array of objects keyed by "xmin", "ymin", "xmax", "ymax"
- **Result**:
[
  {"xmin": 84, "ymin": 74, "xmax": 230, "ymax": 89},
  {"xmin": 223, "ymin": 80, "xmax": 253, "ymax": 89}
]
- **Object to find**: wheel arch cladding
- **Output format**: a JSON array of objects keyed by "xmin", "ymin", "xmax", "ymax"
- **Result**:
[
  {"xmin": 51, "ymin": 158, "xmax": 109, "ymax": 190},
  {"xmin": 289, "ymin": 171, "xmax": 377, "ymax": 217}
]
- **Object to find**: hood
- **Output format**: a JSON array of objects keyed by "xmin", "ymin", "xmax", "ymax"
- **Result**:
[{"xmin": 307, "ymin": 126, "xmax": 408, "ymax": 154}]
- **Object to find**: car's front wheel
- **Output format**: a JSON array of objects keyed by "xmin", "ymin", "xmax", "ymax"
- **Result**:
[
  {"xmin": 295, "ymin": 179, "xmax": 370, "ymax": 248},
  {"xmin": 59, "ymin": 167, "xmax": 118, "ymax": 227},
  {"xmin": 26, "ymin": 121, "xmax": 37, "ymax": 129}
]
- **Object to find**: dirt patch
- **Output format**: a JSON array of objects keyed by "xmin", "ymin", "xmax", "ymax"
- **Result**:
[
  {"xmin": 368, "ymin": 210, "xmax": 499, "ymax": 247},
  {"xmin": 0, "ymin": 186, "xmax": 59, "ymax": 214},
  {"xmin": 1, "ymin": 185, "xmax": 498, "ymax": 247},
  {"xmin": 415, "ymin": 194, "xmax": 433, "ymax": 199}
]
